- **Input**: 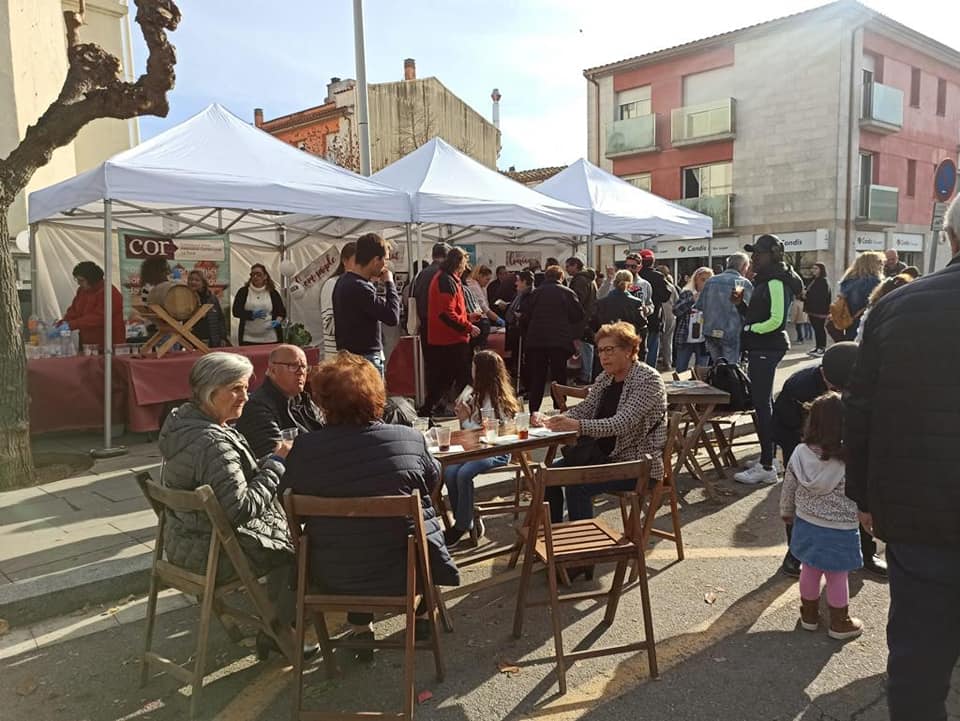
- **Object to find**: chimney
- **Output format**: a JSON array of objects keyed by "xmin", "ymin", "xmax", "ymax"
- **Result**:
[
  {"xmin": 404, "ymin": 58, "xmax": 416, "ymax": 81},
  {"xmin": 254, "ymin": 108, "xmax": 264, "ymax": 128},
  {"xmin": 491, "ymin": 88, "xmax": 501, "ymax": 129}
]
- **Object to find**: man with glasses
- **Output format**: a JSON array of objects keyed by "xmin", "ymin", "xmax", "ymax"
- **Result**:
[{"xmin": 237, "ymin": 344, "xmax": 323, "ymax": 458}]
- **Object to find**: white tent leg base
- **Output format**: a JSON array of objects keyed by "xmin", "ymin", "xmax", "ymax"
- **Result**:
[{"xmin": 90, "ymin": 446, "xmax": 128, "ymax": 459}]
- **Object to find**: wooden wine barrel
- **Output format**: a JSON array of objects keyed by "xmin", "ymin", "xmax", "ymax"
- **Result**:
[{"xmin": 146, "ymin": 281, "xmax": 199, "ymax": 321}]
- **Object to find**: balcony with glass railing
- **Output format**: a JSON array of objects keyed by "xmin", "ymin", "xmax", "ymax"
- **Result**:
[
  {"xmin": 677, "ymin": 193, "xmax": 734, "ymax": 230},
  {"xmin": 605, "ymin": 114, "xmax": 658, "ymax": 157},
  {"xmin": 671, "ymin": 98, "xmax": 735, "ymax": 146},
  {"xmin": 860, "ymin": 81, "xmax": 903, "ymax": 134},
  {"xmin": 857, "ymin": 184, "xmax": 898, "ymax": 225}
]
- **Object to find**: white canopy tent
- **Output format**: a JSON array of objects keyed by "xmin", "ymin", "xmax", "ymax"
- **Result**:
[
  {"xmin": 371, "ymin": 137, "xmax": 592, "ymax": 261},
  {"xmin": 27, "ymin": 103, "xmax": 413, "ymax": 453},
  {"xmin": 535, "ymin": 158, "xmax": 713, "ymax": 259}
]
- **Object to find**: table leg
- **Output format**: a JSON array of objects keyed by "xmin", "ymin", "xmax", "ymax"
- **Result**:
[
  {"xmin": 674, "ymin": 403, "xmax": 719, "ymax": 501},
  {"xmin": 686, "ymin": 404, "xmax": 728, "ymax": 480}
]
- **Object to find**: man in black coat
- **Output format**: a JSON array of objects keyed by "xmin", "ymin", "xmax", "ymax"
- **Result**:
[
  {"xmin": 520, "ymin": 265, "xmax": 584, "ymax": 412},
  {"xmin": 844, "ymin": 197, "xmax": 960, "ymax": 721},
  {"xmin": 637, "ymin": 249, "xmax": 672, "ymax": 367},
  {"xmin": 236, "ymin": 344, "xmax": 324, "ymax": 458},
  {"xmin": 771, "ymin": 342, "xmax": 885, "ymax": 578}
]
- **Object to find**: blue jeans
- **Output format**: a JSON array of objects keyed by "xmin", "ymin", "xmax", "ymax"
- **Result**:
[
  {"xmin": 747, "ymin": 349, "xmax": 785, "ymax": 467},
  {"xmin": 645, "ymin": 332, "xmax": 661, "ymax": 367},
  {"xmin": 443, "ymin": 455, "xmax": 509, "ymax": 531},
  {"xmin": 675, "ymin": 343, "xmax": 709, "ymax": 372},
  {"xmin": 705, "ymin": 336, "xmax": 741, "ymax": 366},
  {"xmin": 579, "ymin": 341, "xmax": 595, "ymax": 382},
  {"xmin": 887, "ymin": 542, "xmax": 960, "ymax": 721}
]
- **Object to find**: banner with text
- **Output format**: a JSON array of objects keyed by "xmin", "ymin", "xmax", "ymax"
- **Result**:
[{"xmin": 118, "ymin": 229, "xmax": 230, "ymax": 323}]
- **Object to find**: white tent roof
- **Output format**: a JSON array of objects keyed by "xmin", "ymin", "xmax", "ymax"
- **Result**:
[
  {"xmin": 28, "ymin": 103, "xmax": 412, "ymax": 226},
  {"xmin": 371, "ymin": 137, "xmax": 591, "ymax": 235},
  {"xmin": 535, "ymin": 158, "xmax": 713, "ymax": 242}
]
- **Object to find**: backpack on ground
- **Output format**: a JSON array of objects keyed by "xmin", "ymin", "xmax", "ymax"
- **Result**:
[{"xmin": 706, "ymin": 359, "xmax": 754, "ymax": 412}]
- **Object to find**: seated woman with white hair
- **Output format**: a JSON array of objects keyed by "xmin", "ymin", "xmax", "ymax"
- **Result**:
[{"xmin": 158, "ymin": 352, "xmax": 315, "ymax": 661}]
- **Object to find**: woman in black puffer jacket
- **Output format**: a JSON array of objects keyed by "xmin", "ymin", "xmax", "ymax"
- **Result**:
[{"xmin": 282, "ymin": 351, "xmax": 459, "ymax": 652}]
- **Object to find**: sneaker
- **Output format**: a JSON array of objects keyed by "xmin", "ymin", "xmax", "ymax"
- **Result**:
[
  {"xmin": 734, "ymin": 464, "xmax": 779, "ymax": 485},
  {"xmin": 744, "ymin": 458, "xmax": 783, "ymax": 473}
]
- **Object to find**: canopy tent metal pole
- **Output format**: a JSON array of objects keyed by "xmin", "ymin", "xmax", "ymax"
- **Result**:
[
  {"xmin": 416, "ymin": 223, "xmax": 423, "ymax": 274},
  {"xmin": 92, "ymin": 199, "xmax": 127, "ymax": 459},
  {"xmin": 707, "ymin": 237, "xmax": 713, "ymax": 269},
  {"xmin": 405, "ymin": 223, "xmax": 413, "ymax": 278},
  {"xmin": 28, "ymin": 223, "xmax": 37, "ymax": 315},
  {"xmin": 279, "ymin": 225, "xmax": 289, "ymax": 331}
]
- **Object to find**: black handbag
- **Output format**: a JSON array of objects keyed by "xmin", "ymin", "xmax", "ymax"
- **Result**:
[{"xmin": 561, "ymin": 415, "xmax": 664, "ymax": 466}]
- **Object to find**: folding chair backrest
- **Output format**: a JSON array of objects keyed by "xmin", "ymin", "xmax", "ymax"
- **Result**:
[
  {"xmin": 530, "ymin": 457, "xmax": 652, "ymax": 514},
  {"xmin": 550, "ymin": 382, "xmax": 590, "ymax": 412}
]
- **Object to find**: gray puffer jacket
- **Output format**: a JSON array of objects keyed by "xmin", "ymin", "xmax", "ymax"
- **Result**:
[{"xmin": 158, "ymin": 403, "xmax": 293, "ymax": 573}]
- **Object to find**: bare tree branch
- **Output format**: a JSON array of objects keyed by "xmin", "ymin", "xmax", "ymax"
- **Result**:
[{"xmin": 0, "ymin": 0, "xmax": 181, "ymax": 200}]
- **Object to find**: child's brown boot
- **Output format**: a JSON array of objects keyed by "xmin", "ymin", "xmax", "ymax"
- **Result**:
[
  {"xmin": 828, "ymin": 606, "xmax": 863, "ymax": 640},
  {"xmin": 800, "ymin": 598, "xmax": 820, "ymax": 631}
]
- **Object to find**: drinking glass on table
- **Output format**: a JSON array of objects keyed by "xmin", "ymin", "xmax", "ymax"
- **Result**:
[
  {"xmin": 481, "ymin": 407, "xmax": 497, "ymax": 423},
  {"xmin": 482, "ymin": 418, "xmax": 498, "ymax": 443},
  {"xmin": 515, "ymin": 412, "xmax": 530, "ymax": 440},
  {"xmin": 436, "ymin": 427, "xmax": 452, "ymax": 452}
]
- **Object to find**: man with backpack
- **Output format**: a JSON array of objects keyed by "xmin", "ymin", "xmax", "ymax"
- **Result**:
[
  {"xmin": 771, "ymin": 342, "xmax": 885, "ymax": 578},
  {"xmin": 731, "ymin": 234, "xmax": 804, "ymax": 485}
]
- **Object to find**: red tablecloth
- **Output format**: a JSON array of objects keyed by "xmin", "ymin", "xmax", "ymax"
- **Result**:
[
  {"xmin": 27, "ymin": 355, "xmax": 125, "ymax": 434},
  {"xmin": 28, "ymin": 345, "xmax": 320, "ymax": 435},
  {"xmin": 385, "ymin": 336, "xmax": 418, "ymax": 397}
]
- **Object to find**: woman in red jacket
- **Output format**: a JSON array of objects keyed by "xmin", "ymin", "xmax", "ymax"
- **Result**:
[
  {"xmin": 59, "ymin": 261, "xmax": 125, "ymax": 348},
  {"xmin": 421, "ymin": 248, "xmax": 481, "ymax": 416}
]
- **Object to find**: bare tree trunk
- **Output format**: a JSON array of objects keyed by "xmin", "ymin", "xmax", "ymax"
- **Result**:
[
  {"xmin": 0, "ymin": 206, "xmax": 32, "ymax": 486},
  {"xmin": 0, "ymin": 0, "xmax": 180, "ymax": 490}
]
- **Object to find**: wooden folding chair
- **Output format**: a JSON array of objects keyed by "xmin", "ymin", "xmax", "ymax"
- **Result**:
[
  {"xmin": 137, "ymin": 473, "xmax": 295, "ymax": 720},
  {"xmin": 283, "ymin": 490, "xmax": 445, "ymax": 721},
  {"xmin": 614, "ymin": 412, "xmax": 685, "ymax": 577},
  {"xmin": 512, "ymin": 459, "xmax": 658, "ymax": 695},
  {"xmin": 550, "ymin": 381, "xmax": 590, "ymax": 413},
  {"xmin": 690, "ymin": 366, "xmax": 759, "ymax": 469}
]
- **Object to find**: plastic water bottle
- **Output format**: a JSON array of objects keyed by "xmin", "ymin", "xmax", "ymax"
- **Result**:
[{"xmin": 60, "ymin": 329, "xmax": 73, "ymax": 357}]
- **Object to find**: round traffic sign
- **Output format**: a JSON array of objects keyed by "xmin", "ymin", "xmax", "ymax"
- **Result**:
[{"xmin": 935, "ymin": 159, "xmax": 956, "ymax": 201}]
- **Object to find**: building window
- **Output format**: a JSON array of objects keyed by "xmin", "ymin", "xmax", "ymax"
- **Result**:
[
  {"xmin": 616, "ymin": 86, "xmax": 651, "ymax": 120},
  {"xmin": 682, "ymin": 162, "xmax": 732, "ymax": 199},
  {"xmin": 907, "ymin": 159, "xmax": 917, "ymax": 197},
  {"xmin": 937, "ymin": 78, "xmax": 947, "ymax": 116},
  {"xmin": 623, "ymin": 173, "xmax": 652, "ymax": 191},
  {"xmin": 910, "ymin": 67, "xmax": 921, "ymax": 108}
]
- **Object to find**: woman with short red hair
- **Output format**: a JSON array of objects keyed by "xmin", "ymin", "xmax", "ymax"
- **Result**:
[{"xmin": 282, "ymin": 351, "xmax": 459, "ymax": 655}]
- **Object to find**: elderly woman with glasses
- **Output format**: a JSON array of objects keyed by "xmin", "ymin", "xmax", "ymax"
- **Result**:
[
  {"xmin": 159, "ymin": 352, "xmax": 312, "ymax": 661},
  {"xmin": 542, "ymin": 321, "xmax": 668, "ymax": 526}
]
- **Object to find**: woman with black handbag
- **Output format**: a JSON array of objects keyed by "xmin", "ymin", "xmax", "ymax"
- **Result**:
[{"xmin": 540, "ymin": 321, "xmax": 667, "ymax": 524}]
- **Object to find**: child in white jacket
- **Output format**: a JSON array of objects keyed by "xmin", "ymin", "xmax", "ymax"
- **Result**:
[{"xmin": 780, "ymin": 392, "xmax": 863, "ymax": 640}]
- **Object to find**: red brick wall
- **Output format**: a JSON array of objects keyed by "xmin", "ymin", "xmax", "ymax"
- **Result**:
[
  {"xmin": 610, "ymin": 46, "xmax": 736, "ymax": 199},
  {"xmin": 862, "ymin": 31, "xmax": 960, "ymax": 224}
]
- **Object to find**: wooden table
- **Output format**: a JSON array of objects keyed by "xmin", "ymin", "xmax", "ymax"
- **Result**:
[
  {"xmin": 431, "ymin": 427, "xmax": 576, "ymax": 569},
  {"xmin": 666, "ymin": 380, "xmax": 731, "ymax": 500}
]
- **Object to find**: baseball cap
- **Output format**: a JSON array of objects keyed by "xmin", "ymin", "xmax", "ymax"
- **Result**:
[
  {"xmin": 821, "ymin": 342, "xmax": 859, "ymax": 389},
  {"xmin": 744, "ymin": 234, "xmax": 784, "ymax": 254},
  {"xmin": 639, "ymin": 249, "xmax": 656, "ymax": 262}
]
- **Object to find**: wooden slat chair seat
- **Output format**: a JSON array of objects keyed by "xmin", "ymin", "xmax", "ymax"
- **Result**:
[
  {"xmin": 512, "ymin": 458, "xmax": 658, "ymax": 695},
  {"xmin": 283, "ymin": 490, "xmax": 445, "ymax": 721},
  {"xmin": 136, "ymin": 472, "xmax": 296, "ymax": 720}
]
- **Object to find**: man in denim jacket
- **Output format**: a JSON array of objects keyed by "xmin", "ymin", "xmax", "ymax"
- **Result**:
[{"xmin": 695, "ymin": 251, "xmax": 753, "ymax": 364}]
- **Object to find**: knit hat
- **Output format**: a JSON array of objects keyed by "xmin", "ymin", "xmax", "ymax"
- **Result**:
[{"xmin": 821, "ymin": 342, "xmax": 859, "ymax": 389}]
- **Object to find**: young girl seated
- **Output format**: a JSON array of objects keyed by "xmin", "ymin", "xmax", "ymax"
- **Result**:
[
  {"xmin": 780, "ymin": 392, "xmax": 864, "ymax": 640},
  {"xmin": 443, "ymin": 350, "xmax": 521, "ymax": 547}
]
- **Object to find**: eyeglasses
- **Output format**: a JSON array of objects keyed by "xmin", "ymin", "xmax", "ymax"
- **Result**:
[
  {"xmin": 597, "ymin": 345, "xmax": 625, "ymax": 355},
  {"xmin": 250, "ymin": 270, "xmax": 265, "ymax": 277},
  {"xmin": 625, "ymin": 264, "xmax": 638, "ymax": 270},
  {"xmin": 272, "ymin": 361, "xmax": 307, "ymax": 373}
]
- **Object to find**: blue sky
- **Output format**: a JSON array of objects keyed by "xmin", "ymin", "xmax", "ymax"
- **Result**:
[{"xmin": 134, "ymin": 0, "xmax": 954, "ymax": 171}]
